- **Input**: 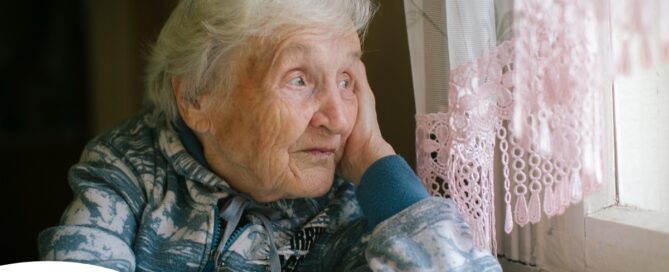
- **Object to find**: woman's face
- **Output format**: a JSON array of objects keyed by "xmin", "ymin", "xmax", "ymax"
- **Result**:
[{"xmin": 197, "ymin": 28, "xmax": 361, "ymax": 202}]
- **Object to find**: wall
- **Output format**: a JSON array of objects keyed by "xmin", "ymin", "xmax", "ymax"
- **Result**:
[
  {"xmin": 0, "ymin": 0, "xmax": 176, "ymax": 264},
  {"xmin": 86, "ymin": 0, "xmax": 177, "ymax": 134},
  {"xmin": 0, "ymin": 0, "xmax": 89, "ymax": 264},
  {"xmin": 363, "ymin": 1, "xmax": 417, "ymax": 168}
]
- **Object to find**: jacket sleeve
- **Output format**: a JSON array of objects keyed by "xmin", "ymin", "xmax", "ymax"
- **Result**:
[
  {"xmin": 352, "ymin": 155, "xmax": 501, "ymax": 271},
  {"xmin": 364, "ymin": 197, "xmax": 501, "ymax": 271},
  {"xmin": 38, "ymin": 141, "xmax": 144, "ymax": 272}
]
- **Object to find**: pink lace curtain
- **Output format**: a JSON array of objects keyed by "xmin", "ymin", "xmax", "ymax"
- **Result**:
[{"xmin": 410, "ymin": 0, "xmax": 669, "ymax": 254}]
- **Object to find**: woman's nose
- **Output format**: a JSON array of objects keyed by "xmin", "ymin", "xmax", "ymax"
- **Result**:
[{"xmin": 309, "ymin": 83, "xmax": 351, "ymax": 134}]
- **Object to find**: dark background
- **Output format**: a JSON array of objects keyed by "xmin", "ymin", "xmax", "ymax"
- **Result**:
[{"xmin": 0, "ymin": 0, "xmax": 415, "ymax": 264}]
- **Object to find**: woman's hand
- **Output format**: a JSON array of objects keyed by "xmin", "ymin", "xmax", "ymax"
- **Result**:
[{"xmin": 338, "ymin": 60, "xmax": 395, "ymax": 185}]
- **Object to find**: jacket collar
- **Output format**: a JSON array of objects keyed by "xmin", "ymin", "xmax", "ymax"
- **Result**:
[{"xmin": 156, "ymin": 115, "xmax": 232, "ymax": 204}]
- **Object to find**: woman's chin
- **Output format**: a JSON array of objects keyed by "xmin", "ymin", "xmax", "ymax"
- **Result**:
[{"xmin": 290, "ymin": 172, "xmax": 335, "ymax": 199}]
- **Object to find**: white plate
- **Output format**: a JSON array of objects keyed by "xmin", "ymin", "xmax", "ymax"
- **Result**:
[{"xmin": 0, "ymin": 261, "xmax": 117, "ymax": 272}]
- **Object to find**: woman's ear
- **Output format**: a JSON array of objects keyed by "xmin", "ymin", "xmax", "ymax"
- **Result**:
[{"xmin": 172, "ymin": 76, "xmax": 211, "ymax": 133}]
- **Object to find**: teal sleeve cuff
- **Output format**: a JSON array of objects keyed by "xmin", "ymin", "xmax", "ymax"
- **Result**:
[{"xmin": 355, "ymin": 155, "xmax": 429, "ymax": 230}]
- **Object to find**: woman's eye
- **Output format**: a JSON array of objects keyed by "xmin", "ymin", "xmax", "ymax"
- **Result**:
[
  {"xmin": 289, "ymin": 76, "xmax": 306, "ymax": 87},
  {"xmin": 338, "ymin": 79, "xmax": 351, "ymax": 89}
]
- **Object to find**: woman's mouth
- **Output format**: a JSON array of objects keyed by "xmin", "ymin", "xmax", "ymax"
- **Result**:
[{"xmin": 302, "ymin": 148, "xmax": 336, "ymax": 157}]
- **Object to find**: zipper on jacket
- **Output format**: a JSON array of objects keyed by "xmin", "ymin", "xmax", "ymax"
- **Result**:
[
  {"xmin": 205, "ymin": 206, "xmax": 253, "ymax": 270},
  {"xmin": 222, "ymin": 223, "xmax": 251, "ymax": 252},
  {"xmin": 212, "ymin": 210, "xmax": 223, "ymax": 250},
  {"xmin": 203, "ymin": 207, "xmax": 224, "ymax": 272}
]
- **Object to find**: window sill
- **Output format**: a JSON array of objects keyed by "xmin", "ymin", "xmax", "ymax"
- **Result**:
[
  {"xmin": 584, "ymin": 205, "xmax": 669, "ymax": 271},
  {"xmin": 588, "ymin": 205, "xmax": 669, "ymax": 238}
]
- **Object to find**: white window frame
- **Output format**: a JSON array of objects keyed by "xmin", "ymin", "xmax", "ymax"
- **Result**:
[{"xmin": 580, "ymin": 67, "xmax": 669, "ymax": 272}]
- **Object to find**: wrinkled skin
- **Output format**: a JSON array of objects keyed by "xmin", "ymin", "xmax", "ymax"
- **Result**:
[{"xmin": 175, "ymin": 27, "xmax": 394, "ymax": 202}]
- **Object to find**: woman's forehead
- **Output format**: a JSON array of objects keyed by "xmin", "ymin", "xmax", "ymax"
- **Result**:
[
  {"xmin": 271, "ymin": 30, "xmax": 361, "ymax": 61},
  {"xmin": 230, "ymin": 29, "xmax": 361, "ymax": 82}
]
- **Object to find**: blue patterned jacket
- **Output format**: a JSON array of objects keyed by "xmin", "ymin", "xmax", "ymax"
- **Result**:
[{"xmin": 38, "ymin": 113, "xmax": 501, "ymax": 271}]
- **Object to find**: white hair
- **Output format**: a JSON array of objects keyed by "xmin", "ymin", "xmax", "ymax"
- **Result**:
[{"xmin": 145, "ymin": 0, "xmax": 377, "ymax": 125}]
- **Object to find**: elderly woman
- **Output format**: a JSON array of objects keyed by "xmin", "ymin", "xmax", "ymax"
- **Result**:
[{"xmin": 39, "ymin": 0, "xmax": 501, "ymax": 271}]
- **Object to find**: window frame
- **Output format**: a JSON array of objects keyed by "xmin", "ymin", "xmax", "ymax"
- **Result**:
[{"xmin": 579, "ymin": 64, "xmax": 669, "ymax": 272}]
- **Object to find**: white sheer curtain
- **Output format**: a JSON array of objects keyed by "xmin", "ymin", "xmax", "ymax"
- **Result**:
[
  {"xmin": 405, "ymin": 0, "xmax": 668, "ymax": 269},
  {"xmin": 405, "ymin": 0, "xmax": 609, "ymax": 266},
  {"xmin": 404, "ymin": 0, "xmax": 496, "ymax": 116}
]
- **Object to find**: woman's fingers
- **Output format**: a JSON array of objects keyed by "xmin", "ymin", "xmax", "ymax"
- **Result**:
[
  {"xmin": 338, "ymin": 60, "xmax": 395, "ymax": 184},
  {"xmin": 352, "ymin": 60, "xmax": 374, "ymax": 108}
]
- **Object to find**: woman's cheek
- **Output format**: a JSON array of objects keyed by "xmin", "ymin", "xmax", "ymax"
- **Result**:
[
  {"xmin": 250, "ymin": 98, "xmax": 302, "ymax": 153},
  {"xmin": 253, "ymin": 102, "xmax": 307, "ymax": 184}
]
